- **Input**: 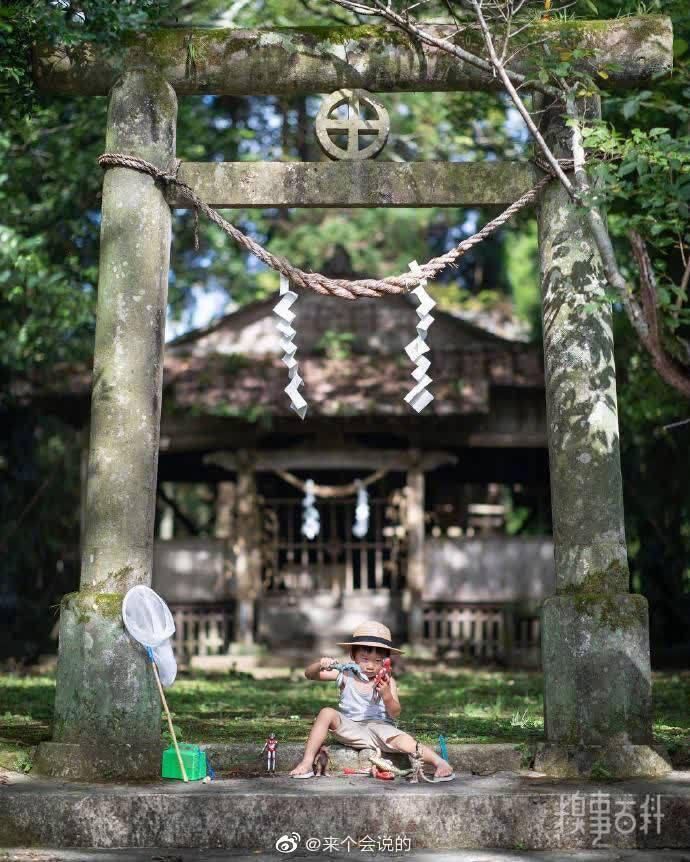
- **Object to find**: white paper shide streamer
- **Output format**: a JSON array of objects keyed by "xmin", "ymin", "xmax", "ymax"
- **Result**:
[
  {"xmin": 302, "ymin": 479, "xmax": 320, "ymax": 539},
  {"xmin": 274, "ymin": 273, "xmax": 308, "ymax": 420},
  {"xmin": 404, "ymin": 260, "xmax": 436, "ymax": 413},
  {"xmin": 352, "ymin": 480, "xmax": 370, "ymax": 538}
]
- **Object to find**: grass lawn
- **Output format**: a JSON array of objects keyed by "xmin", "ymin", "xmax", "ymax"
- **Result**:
[{"xmin": 1, "ymin": 668, "xmax": 688, "ymax": 772}]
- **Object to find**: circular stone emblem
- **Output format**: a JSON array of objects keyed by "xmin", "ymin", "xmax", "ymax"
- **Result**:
[{"xmin": 315, "ymin": 89, "xmax": 390, "ymax": 161}]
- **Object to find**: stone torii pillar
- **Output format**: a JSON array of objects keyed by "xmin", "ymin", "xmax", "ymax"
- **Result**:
[
  {"xmin": 36, "ymin": 70, "xmax": 177, "ymax": 779},
  {"xmin": 534, "ymin": 97, "xmax": 669, "ymax": 777}
]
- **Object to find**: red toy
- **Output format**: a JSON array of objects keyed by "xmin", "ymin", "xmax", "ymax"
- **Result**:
[
  {"xmin": 260, "ymin": 732, "xmax": 278, "ymax": 774},
  {"xmin": 372, "ymin": 658, "xmax": 392, "ymax": 697},
  {"xmin": 372, "ymin": 767, "xmax": 395, "ymax": 780}
]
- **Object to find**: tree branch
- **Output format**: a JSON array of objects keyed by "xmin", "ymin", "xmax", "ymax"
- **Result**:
[
  {"xmin": 628, "ymin": 230, "xmax": 690, "ymax": 398},
  {"xmin": 466, "ymin": 0, "xmax": 575, "ymax": 197},
  {"xmin": 329, "ymin": 0, "xmax": 559, "ymax": 97},
  {"xmin": 325, "ymin": 0, "xmax": 690, "ymax": 398}
]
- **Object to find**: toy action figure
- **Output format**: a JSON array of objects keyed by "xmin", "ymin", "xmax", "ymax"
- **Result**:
[
  {"xmin": 313, "ymin": 744, "xmax": 329, "ymax": 777},
  {"xmin": 261, "ymin": 732, "xmax": 278, "ymax": 775}
]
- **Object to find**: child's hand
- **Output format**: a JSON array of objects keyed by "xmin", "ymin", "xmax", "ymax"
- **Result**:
[
  {"xmin": 374, "ymin": 675, "xmax": 391, "ymax": 698},
  {"xmin": 320, "ymin": 656, "xmax": 337, "ymax": 670}
]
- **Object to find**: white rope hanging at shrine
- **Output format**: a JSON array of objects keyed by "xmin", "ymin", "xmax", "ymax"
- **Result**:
[
  {"xmin": 352, "ymin": 480, "xmax": 370, "ymax": 538},
  {"xmin": 404, "ymin": 260, "xmax": 436, "ymax": 413},
  {"xmin": 301, "ymin": 478, "xmax": 320, "ymax": 539},
  {"xmin": 274, "ymin": 273, "xmax": 308, "ymax": 420}
]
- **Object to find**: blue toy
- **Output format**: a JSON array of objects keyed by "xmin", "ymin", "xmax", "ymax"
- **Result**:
[
  {"xmin": 439, "ymin": 735, "xmax": 448, "ymax": 762},
  {"xmin": 328, "ymin": 660, "xmax": 370, "ymax": 686}
]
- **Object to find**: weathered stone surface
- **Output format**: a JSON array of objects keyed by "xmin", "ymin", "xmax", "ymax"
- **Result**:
[
  {"xmin": 536, "ymin": 97, "xmax": 656, "ymax": 771},
  {"xmin": 44, "ymin": 71, "xmax": 177, "ymax": 780},
  {"xmin": 3, "ymin": 850, "xmax": 690, "ymax": 862},
  {"xmin": 202, "ymin": 741, "xmax": 523, "ymax": 776},
  {"xmin": 168, "ymin": 161, "xmax": 538, "ymax": 208},
  {"xmin": 315, "ymin": 89, "xmax": 390, "ymax": 161},
  {"xmin": 2, "ymin": 771, "xmax": 690, "ymax": 850},
  {"xmin": 3, "ymin": 851, "xmax": 690, "ymax": 862},
  {"xmin": 81, "ymin": 70, "xmax": 177, "ymax": 593},
  {"xmin": 541, "ymin": 595, "xmax": 654, "ymax": 750},
  {"xmin": 35, "ymin": 741, "xmax": 163, "ymax": 782},
  {"xmin": 33, "ymin": 18, "xmax": 673, "ymax": 96},
  {"xmin": 537, "ymin": 97, "xmax": 629, "ymax": 592},
  {"xmin": 34, "ymin": 594, "xmax": 161, "ymax": 779},
  {"xmin": 534, "ymin": 741, "xmax": 672, "ymax": 780}
]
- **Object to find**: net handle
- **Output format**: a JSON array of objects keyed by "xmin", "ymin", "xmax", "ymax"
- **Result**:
[{"xmin": 147, "ymin": 646, "xmax": 188, "ymax": 782}]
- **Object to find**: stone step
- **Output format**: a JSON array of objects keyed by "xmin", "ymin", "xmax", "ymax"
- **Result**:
[
  {"xmin": 2, "ymin": 850, "xmax": 690, "ymax": 862},
  {"xmin": 202, "ymin": 741, "xmax": 526, "ymax": 776},
  {"xmin": 2, "ymin": 771, "xmax": 689, "ymax": 851},
  {"xmin": 202, "ymin": 740, "xmax": 684, "ymax": 776}
]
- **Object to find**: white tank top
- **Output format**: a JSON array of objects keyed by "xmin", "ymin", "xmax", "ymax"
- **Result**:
[{"xmin": 337, "ymin": 671, "xmax": 396, "ymax": 724}]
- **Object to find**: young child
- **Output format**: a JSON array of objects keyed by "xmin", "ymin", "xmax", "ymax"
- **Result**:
[{"xmin": 289, "ymin": 620, "xmax": 454, "ymax": 781}]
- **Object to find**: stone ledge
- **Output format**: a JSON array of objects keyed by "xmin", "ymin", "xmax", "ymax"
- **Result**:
[
  {"xmin": 534, "ymin": 741, "xmax": 672, "ymax": 779},
  {"xmin": 2, "ymin": 771, "xmax": 689, "ymax": 850},
  {"xmin": 34, "ymin": 741, "xmax": 164, "ymax": 781},
  {"xmin": 3, "ymin": 851, "xmax": 690, "ymax": 862},
  {"xmin": 202, "ymin": 741, "xmax": 524, "ymax": 776},
  {"xmin": 25, "ymin": 741, "xmax": 686, "ymax": 782}
]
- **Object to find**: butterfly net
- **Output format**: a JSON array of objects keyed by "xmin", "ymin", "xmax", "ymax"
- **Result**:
[{"xmin": 122, "ymin": 585, "xmax": 177, "ymax": 687}]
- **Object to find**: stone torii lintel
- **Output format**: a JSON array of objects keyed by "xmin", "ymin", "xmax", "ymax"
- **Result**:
[
  {"xmin": 33, "ymin": 17, "xmax": 672, "ymax": 97},
  {"xmin": 168, "ymin": 161, "xmax": 537, "ymax": 208}
]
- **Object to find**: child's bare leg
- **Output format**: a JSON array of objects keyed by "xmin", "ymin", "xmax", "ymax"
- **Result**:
[
  {"xmin": 385, "ymin": 733, "xmax": 453, "ymax": 778},
  {"xmin": 289, "ymin": 708, "xmax": 342, "ymax": 776}
]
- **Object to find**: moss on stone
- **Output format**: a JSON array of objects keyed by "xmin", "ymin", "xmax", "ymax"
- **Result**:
[
  {"xmin": 532, "ymin": 13, "xmax": 668, "ymax": 53},
  {"xmin": 514, "ymin": 742, "xmax": 536, "ymax": 769},
  {"xmin": 557, "ymin": 559, "xmax": 629, "ymax": 597},
  {"xmin": 109, "ymin": 565, "xmax": 134, "ymax": 587},
  {"xmin": 60, "ymin": 591, "xmax": 125, "ymax": 623},
  {"xmin": 0, "ymin": 814, "xmax": 38, "ymax": 847},
  {"xmin": 0, "ymin": 740, "xmax": 35, "ymax": 774},
  {"xmin": 589, "ymin": 759, "xmax": 614, "ymax": 781},
  {"xmin": 279, "ymin": 24, "xmax": 410, "ymax": 47},
  {"xmin": 539, "ymin": 13, "xmax": 666, "ymax": 36},
  {"xmin": 570, "ymin": 593, "xmax": 646, "ymax": 631}
]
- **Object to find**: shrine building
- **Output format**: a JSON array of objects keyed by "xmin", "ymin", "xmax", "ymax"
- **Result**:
[{"xmin": 38, "ymin": 272, "xmax": 552, "ymax": 669}]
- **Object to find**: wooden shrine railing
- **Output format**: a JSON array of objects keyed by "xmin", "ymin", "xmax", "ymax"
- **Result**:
[
  {"xmin": 262, "ymin": 497, "xmax": 406, "ymax": 594},
  {"xmin": 166, "ymin": 598, "xmax": 541, "ymax": 667},
  {"xmin": 169, "ymin": 601, "xmax": 235, "ymax": 661},
  {"xmin": 421, "ymin": 601, "xmax": 542, "ymax": 667}
]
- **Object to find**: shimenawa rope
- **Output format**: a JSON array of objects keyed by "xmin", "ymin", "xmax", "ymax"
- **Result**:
[
  {"xmin": 98, "ymin": 152, "xmax": 574, "ymax": 301},
  {"xmin": 274, "ymin": 467, "xmax": 387, "ymax": 498}
]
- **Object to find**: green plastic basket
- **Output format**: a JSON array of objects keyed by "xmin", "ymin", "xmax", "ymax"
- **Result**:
[{"xmin": 161, "ymin": 743, "xmax": 207, "ymax": 781}]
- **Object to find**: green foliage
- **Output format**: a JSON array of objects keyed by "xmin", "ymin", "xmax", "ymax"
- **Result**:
[
  {"xmin": 0, "ymin": 1, "xmax": 167, "ymax": 377},
  {"xmin": 505, "ymin": 222, "xmax": 541, "ymax": 339},
  {"xmin": 0, "ymin": 1, "xmax": 165, "ymax": 113},
  {"xmin": 316, "ymin": 330, "xmax": 355, "ymax": 360}
]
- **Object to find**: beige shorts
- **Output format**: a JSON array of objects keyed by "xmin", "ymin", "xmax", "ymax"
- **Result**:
[{"xmin": 330, "ymin": 712, "xmax": 402, "ymax": 753}]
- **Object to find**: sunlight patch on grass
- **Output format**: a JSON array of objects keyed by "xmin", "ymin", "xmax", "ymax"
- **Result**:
[{"xmin": 0, "ymin": 669, "xmax": 686, "ymax": 750}]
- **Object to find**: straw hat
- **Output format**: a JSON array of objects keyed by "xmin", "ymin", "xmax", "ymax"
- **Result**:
[{"xmin": 336, "ymin": 620, "xmax": 404, "ymax": 654}]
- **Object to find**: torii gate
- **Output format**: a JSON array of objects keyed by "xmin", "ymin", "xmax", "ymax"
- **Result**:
[{"xmin": 33, "ymin": 18, "xmax": 674, "ymax": 780}]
